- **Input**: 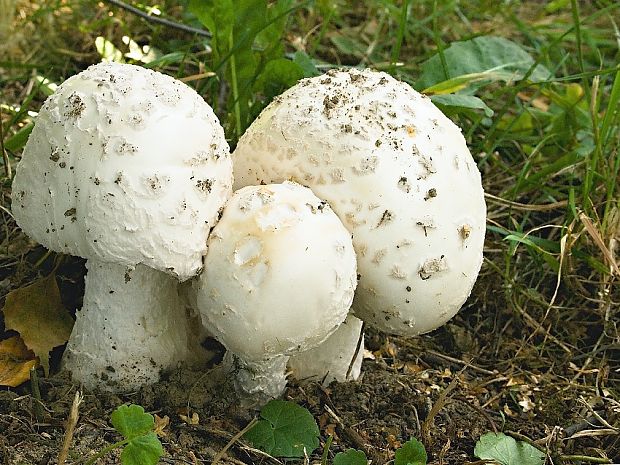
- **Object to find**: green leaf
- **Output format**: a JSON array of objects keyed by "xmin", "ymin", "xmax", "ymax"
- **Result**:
[
  {"xmin": 4, "ymin": 123, "xmax": 34, "ymax": 152},
  {"xmin": 292, "ymin": 51, "xmax": 320, "ymax": 77},
  {"xmin": 416, "ymin": 36, "xmax": 551, "ymax": 91},
  {"xmin": 120, "ymin": 433, "xmax": 163, "ymax": 465},
  {"xmin": 111, "ymin": 405, "xmax": 155, "ymax": 440},
  {"xmin": 333, "ymin": 449, "xmax": 368, "ymax": 465},
  {"xmin": 255, "ymin": 58, "xmax": 304, "ymax": 99},
  {"xmin": 243, "ymin": 400, "xmax": 320, "ymax": 458},
  {"xmin": 474, "ymin": 433, "xmax": 545, "ymax": 465},
  {"xmin": 394, "ymin": 438, "xmax": 427, "ymax": 465},
  {"xmin": 430, "ymin": 94, "xmax": 494, "ymax": 117}
]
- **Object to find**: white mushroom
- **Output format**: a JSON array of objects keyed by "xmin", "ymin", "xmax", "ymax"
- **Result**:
[
  {"xmin": 288, "ymin": 314, "xmax": 364, "ymax": 385},
  {"xmin": 233, "ymin": 68, "xmax": 486, "ymax": 336},
  {"xmin": 11, "ymin": 62, "xmax": 232, "ymax": 391},
  {"xmin": 190, "ymin": 182, "xmax": 357, "ymax": 403}
]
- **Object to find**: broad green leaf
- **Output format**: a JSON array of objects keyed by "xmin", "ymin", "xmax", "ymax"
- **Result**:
[
  {"xmin": 430, "ymin": 94, "xmax": 494, "ymax": 117},
  {"xmin": 120, "ymin": 433, "xmax": 163, "ymax": 465},
  {"xmin": 293, "ymin": 51, "xmax": 320, "ymax": 77},
  {"xmin": 330, "ymin": 35, "xmax": 366, "ymax": 57},
  {"xmin": 416, "ymin": 36, "xmax": 551, "ymax": 91},
  {"xmin": 422, "ymin": 73, "xmax": 488, "ymax": 95},
  {"xmin": 111, "ymin": 405, "xmax": 155, "ymax": 440},
  {"xmin": 255, "ymin": 0, "xmax": 294, "ymax": 53},
  {"xmin": 255, "ymin": 58, "xmax": 304, "ymax": 99},
  {"xmin": 4, "ymin": 123, "xmax": 34, "ymax": 152},
  {"xmin": 243, "ymin": 400, "xmax": 319, "ymax": 458},
  {"xmin": 188, "ymin": 0, "xmax": 234, "ymax": 59},
  {"xmin": 334, "ymin": 449, "xmax": 368, "ymax": 465},
  {"xmin": 394, "ymin": 438, "xmax": 427, "ymax": 465},
  {"xmin": 474, "ymin": 433, "xmax": 545, "ymax": 465}
]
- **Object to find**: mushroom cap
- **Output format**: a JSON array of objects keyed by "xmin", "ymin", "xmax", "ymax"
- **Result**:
[
  {"xmin": 11, "ymin": 62, "xmax": 232, "ymax": 280},
  {"xmin": 194, "ymin": 182, "xmax": 357, "ymax": 362},
  {"xmin": 233, "ymin": 68, "xmax": 486, "ymax": 335}
]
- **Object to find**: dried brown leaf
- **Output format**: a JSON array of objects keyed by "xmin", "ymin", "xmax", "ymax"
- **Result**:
[
  {"xmin": 2, "ymin": 274, "xmax": 74, "ymax": 375},
  {"xmin": 0, "ymin": 336, "xmax": 37, "ymax": 387}
]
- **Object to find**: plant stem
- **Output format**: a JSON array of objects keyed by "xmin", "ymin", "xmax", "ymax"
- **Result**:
[
  {"xmin": 84, "ymin": 438, "xmax": 131, "ymax": 465},
  {"xmin": 320, "ymin": 435, "xmax": 333, "ymax": 465},
  {"xmin": 229, "ymin": 31, "xmax": 243, "ymax": 141},
  {"xmin": 29, "ymin": 367, "xmax": 44, "ymax": 422},
  {"xmin": 560, "ymin": 455, "xmax": 612, "ymax": 464}
]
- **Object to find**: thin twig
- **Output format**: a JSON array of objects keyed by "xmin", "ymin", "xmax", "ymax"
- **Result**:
[
  {"xmin": 212, "ymin": 418, "xmax": 258, "ymax": 465},
  {"xmin": 58, "ymin": 390, "xmax": 83, "ymax": 465},
  {"xmin": 346, "ymin": 322, "xmax": 365, "ymax": 380},
  {"xmin": 560, "ymin": 455, "xmax": 612, "ymax": 463},
  {"xmin": 101, "ymin": 0, "xmax": 211, "ymax": 37}
]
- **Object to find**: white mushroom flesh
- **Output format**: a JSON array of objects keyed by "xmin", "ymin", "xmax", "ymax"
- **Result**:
[
  {"xmin": 192, "ymin": 182, "xmax": 357, "ymax": 398},
  {"xmin": 10, "ymin": 62, "xmax": 232, "ymax": 390},
  {"xmin": 233, "ymin": 68, "xmax": 486, "ymax": 336},
  {"xmin": 11, "ymin": 62, "xmax": 232, "ymax": 280},
  {"xmin": 63, "ymin": 261, "xmax": 191, "ymax": 391},
  {"xmin": 288, "ymin": 314, "xmax": 364, "ymax": 385}
]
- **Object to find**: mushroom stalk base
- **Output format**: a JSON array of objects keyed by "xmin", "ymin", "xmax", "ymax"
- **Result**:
[
  {"xmin": 63, "ymin": 260, "xmax": 191, "ymax": 392},
  {"xmin": 223, "ymin": 352, "xmax": 288, "ymax": 407}
]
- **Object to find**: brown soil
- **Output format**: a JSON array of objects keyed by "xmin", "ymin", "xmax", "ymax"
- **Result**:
[{"xmin": 0, "ymin": 271, "xmax": 618, "ymax": 464}]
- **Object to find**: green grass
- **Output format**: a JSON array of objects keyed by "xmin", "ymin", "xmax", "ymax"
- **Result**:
[{"xmin": 0, "ymin": 0, "xmax": 618, "ymax": 455}]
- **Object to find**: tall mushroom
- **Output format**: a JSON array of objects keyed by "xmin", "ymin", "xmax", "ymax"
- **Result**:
[
  {"xmin": 11, "ymin": 62, "xmax": 232, "ymax": 391},
  {"xmin": 190, "ymin": 182, "xmax": 357, "ymax": 404},
  {"xmin": 233, "ymin": 68, "xmax": 486, "ymax": 337}
]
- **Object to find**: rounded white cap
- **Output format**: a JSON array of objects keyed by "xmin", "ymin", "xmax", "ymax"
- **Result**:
[
  {"xmin": 11, "ymin": 62, "xmax": 232, "ymax": 280},
  {"xmin": 194, "ymin": 182, "xmax": 358, "ymax": 362},
  {"xmin": 233, "ymin": 68, "xmax": 486, "ymax": 335}
]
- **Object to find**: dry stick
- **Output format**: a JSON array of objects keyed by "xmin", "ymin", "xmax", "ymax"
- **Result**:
[
  {"xmin": 559, "ymin": 455, "xmax": 612, "ymax": 464},
  {"xmin": 323, "ymin": 404, "xmax": 380, "ymax": 463},
  {"xmin": 345, "ymin": 322, "xmax": 365, "ymax": 380},
  {"xmin": 211, "ymin": 417, "xmax": 258, "ymax": 465},
  {"xmin": 421, "ymin": 365, "xmax": 467, "ymax": 446},
  {"xmin": 578, "ymin": 210, "xmax": 620, "ymax": 277},
  {"xmin": 101, "ymin": 0, "xmax": 211, "ymax": 37},
  {"xmin": 57, "ymin": 390, "xmax": 83, "ymax": 465}
]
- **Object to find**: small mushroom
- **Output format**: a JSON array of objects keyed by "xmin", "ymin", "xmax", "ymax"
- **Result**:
[
  {"xmin": 233, "ymin": 68, "xmax": 486, "ymax": 336},
  {"xmin": 11, "ymin": 62, "xmax": 232, "ymax": 391},
  {"xmin": 190, "ymin": 182, "xmax": 357, "ymax": 403}
]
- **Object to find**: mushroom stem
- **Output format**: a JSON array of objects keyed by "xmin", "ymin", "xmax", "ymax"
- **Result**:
[
  {"xmin": 62, "ymin": 260, "xmax": 192, "ymax": 392},
  {"xmin": 223, "ymin": 352, "xmax": 288, "ymax": 405},
  {"xmin": 288, "ymin": 315, "xmax": 365, "ymax": 385}
]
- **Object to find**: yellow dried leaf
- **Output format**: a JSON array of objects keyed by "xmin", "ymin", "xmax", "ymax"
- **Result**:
[
  {"xmin": 2, "ymin": 274, "xmax": 74, "ymax": 375},
  {"xmin": 0, "ymin": 336, "xmax": 38, "ymax": 387},
  {"xmin": 154, "ymin": 414, "xmax": 170, "ymax": 437}
]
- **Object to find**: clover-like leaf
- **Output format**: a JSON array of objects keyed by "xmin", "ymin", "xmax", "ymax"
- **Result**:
[
  {"xmin": 334, "ymin": 449, "xmax": 368, "ymax": 465},
  {"xmin": 243, "ymin": 400, "xmax": 319, "ymax": 457},
  {"xmin": 394, "ymin": 438, "xmax": 427, "ymax": 465},
  {"xmin": 111, "ymin": 405, "xmax": 155, "ymax": 440},
  {"xmin": 474, "ymin": 432, "xmax": 545, "ymax": 465},
  {"xmin": 110, "ymin": 405, "xmax": 163, "ymax": 465},
  {"xmin": 120, "ymin": 433, "xmax": 163, "ymax": 465}
]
